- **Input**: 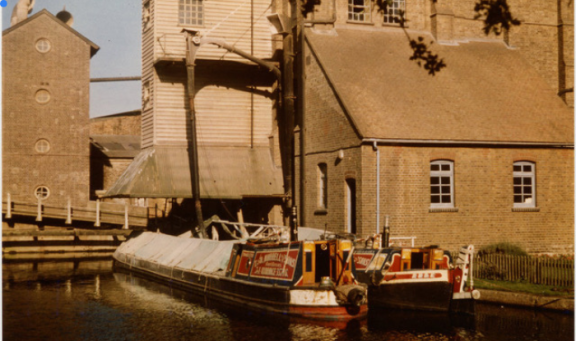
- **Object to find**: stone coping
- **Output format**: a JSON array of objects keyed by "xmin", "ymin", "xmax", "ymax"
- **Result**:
[{"xmin": 478, "ymin": 289, "xmax": 574, "ymax": 313}]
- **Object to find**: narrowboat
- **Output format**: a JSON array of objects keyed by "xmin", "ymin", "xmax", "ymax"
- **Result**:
[
  {"xmin": 113, "ymin": 225, "xmax": 368, "ymax": 323},
  {"xmin": 353, "ymin": 235, "xmax": 479, "ymax": 312}
]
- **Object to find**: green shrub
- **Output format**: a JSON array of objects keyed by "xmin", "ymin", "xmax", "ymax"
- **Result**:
[{"xmin": 478, "ymin": 242, "xmax": 528, "ymax": 256}]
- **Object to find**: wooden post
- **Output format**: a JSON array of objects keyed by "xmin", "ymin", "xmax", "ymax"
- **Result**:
[
  {"xmin": 6, "ymin": 193, "xmax": 11, "ymax": 219},
  {"xmin": 124, "ymin": 203, "xmax": 129, "ymax": 230},
  {"xmin": 95, "ymin": 199, "xmax": 101, "ymax": 227},
  {"xmin": 66, "ymin": 197, "xmax": 72, "ymax": 224},
  {"xmin": 36, "ymin": 195, "xmax": 42, "ymax": 222}
]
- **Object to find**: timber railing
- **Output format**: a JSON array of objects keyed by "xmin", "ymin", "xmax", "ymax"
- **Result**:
[
  {"xmin": 3, "ymin": 195, "xmax": 148, "ymax": 228},
  {"xmin": 472, "ymin": 253, "xmax": 574, "ymax": 288}
]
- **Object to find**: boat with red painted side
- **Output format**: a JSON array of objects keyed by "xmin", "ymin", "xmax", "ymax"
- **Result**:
[
  {"xmin": 353, "ymin": 241, "xmax": 479, "ymax": 312},
  {"xmin": 113, "ymin": 226, "xmax": 368, "ymax": 324}
]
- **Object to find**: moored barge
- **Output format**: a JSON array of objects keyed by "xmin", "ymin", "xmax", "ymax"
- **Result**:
[
  {"xmin": 353, "ymin": 237, "xmax": 479, "ymax": 312},
  {"xmin": 113, "ymin": 228, "xmax": 368, "ymax": 323}
]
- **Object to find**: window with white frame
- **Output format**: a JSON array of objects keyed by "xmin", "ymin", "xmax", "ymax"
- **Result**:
[
  {"xmin": 430, "ymin": 160, "xmax": 454, "ymax": 208},
  {"xmin": 382, "ymin": 0, "xmax": 405, "ymax": 25},
  {"xmin": 318, "ymin": 163, "xmax": 328, "ymax": 209},
  {"xmin": 513, "ymin": 161, "xmax": 536, "ymax": 207},
  {"xmin": 179, "ymin": 0, "xmax": 203, "ymax": 26},
  {"xmin": 348, "ymin": 0, "xmax": 371, "ymax": 22}
]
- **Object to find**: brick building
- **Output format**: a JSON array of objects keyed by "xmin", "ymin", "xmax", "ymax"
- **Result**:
[
  {"xmin": 294, "ymin": 0, "xmax": 574, "ymax": 253},
  {"xmin": 89, "ymin": 110, "xmax": 141, "ymax": 203},
  {"xmin": 3, "ymin": 9, "xmax": 99, "ymax": 208}
]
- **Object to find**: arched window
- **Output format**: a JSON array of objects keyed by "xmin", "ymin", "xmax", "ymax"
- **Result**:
[
  {"xmin": 430, "ymin": 160, "xmax": 454, "ymax": 208},
  {"xmin": 348, "ymin": 0, "xmax": 371, "ymax": 22},
  {"xmin": 513, "ymin": 161, "xmax": 536, "ymax": 207},
  {"xmin": 317, "ymin": 163, "xmax": 328, "ymax": 209}
]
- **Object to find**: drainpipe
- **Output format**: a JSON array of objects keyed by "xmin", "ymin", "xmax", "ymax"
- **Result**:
[{"xmin": 373, "ymin": 141, "xmax": 380, "ymax": 234}]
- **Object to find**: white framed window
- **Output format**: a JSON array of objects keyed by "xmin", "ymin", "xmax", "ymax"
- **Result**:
[
  {"xmin": 348, "ymin": 0, "xmax": 371, "ymax": 22},
  {"xmin": 513, "ymin": 161, "xmax": 536, "ymax": 208},
  {"xmin": 430, "ymin": 160, "xmax": 454, "ymax": 208},
  {"xmin": 35, "ymin": 139, "xmax": 50, "ymax": 153},
  {"xmin": 318, "ymin": 163, "xmax": 328, "ymax": 209},
  {"xmin": 34, "ymin": 186, "xmax": 50, "ymax": 200},
  {"xmin": 179, "ymin": 0, "xmax": 203, "ymax": 26},
  {"xmin": 382, "ymin": 0, "xmax": 405, "ymax": 25},
  {"xmin": 35, "ymin": 38, "xmax": 51, "ymax": 53}
]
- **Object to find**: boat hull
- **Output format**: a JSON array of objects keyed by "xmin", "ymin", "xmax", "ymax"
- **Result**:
[
  {"xmin": 113, "ymin": 259, "xmax": 367, "ymax": 322},
  {"xmin": 113, "ymin": 233, "xmax": 368, "ymax": 324},
  {"xmin": 368, "ymin": 280, "xmax": 453, "ymax": 312}
]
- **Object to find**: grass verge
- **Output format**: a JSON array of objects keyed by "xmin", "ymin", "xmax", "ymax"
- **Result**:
[{"xmin": 473, "ymin": 278, "xmax": 574, "ymax": 297}]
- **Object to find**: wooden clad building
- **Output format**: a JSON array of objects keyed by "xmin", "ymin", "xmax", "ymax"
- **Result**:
[{"xmin": 105, "ymin": 0, "xmax": 284, "ymax": 225}]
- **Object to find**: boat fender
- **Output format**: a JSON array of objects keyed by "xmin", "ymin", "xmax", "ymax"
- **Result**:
[
  {"xmin": 472, "ymin": 289, "xmax": 481, "ymax": 300},
  {"xmin": 347, "ymin": 288, "xmax": 366, "ymax": 307},
  {"xmin": 335, "ymin": 284, "xmax": 368, "ymax": 306}
]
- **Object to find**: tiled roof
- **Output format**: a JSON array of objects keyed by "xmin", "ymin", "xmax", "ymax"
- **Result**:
[
  {"xmin": 3, "ymin": 9, "xmax": 99, "ymax": 57},
  {"xmin": 307, "ymin": 28, "xmax": 573, "ymax": 144}
]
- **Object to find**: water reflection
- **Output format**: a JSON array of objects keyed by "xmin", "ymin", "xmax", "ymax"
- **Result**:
[{"xmin": 3, "ymin": 258, "xmax": 574, "ymax": 341}]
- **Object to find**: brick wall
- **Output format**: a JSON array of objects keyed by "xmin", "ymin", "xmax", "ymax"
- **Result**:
[
  {"xmin": 90, "ymin": 112, "xmax": 142, "ymax": 136},
  {"xmin": 297, "ymin": 43, "xmax": 363, "ymax": 229},
  {"xmin": 2, "ymin": 14, "xmax": 92, "ymax": 207},
  {"xmin": 302, "ymin": 35, "xmax": 574, "ymax": 254},
  {"xmin": 359, "ymin": 146, "xmax": 574, "ymax": 254}
]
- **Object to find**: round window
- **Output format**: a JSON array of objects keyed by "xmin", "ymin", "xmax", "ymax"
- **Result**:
[
  {"xmin": 36, "ymin": 38, "xmax": 51, "ymax": 53},
  {"xmin": 34, "ymin": 186, "xmax": 50, "ymax": 200},
  {"xmin": 35, "ymin": 139, "xmax": 51, "ymax": 153},
  {"xmin": 35, "ymin": 89, "xmax": 51, "ymax": 104}
]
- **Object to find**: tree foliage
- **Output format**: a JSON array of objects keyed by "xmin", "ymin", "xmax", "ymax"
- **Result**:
[
  {"xmin": 474, "ymin": 0, "xmax": 521, "ymax": 35},
  {"xmin": 299, "ymin": 0, "xmax": 520, "ymax": 75}
]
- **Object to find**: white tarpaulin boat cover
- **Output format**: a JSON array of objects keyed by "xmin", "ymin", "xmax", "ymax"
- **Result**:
[{"xmin": 114, "ymin": 232, "xmax": 238, "ymax": 273}]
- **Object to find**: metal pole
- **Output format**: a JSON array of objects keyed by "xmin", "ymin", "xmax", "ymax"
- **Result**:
[
  {"xmin": 36, "ymin": 196, "xmax": 42, "ymax": 222},
  {"xmin": 383, "ymin": 215, "xmax": 390, "ymax": 247},
  {"xmin": 6, "ymin": 193, "xmax": 11, "ymax": 219},
  {"xmin": 185, "ymin": 34, "xmax": 205, "ymax": 238},
  {"xmin": 95, "ymin": 198, "xmax": 100, "ymax": 227},
  {"xmin": 124, "ymin": 203, "xmax": 129, "ymax": 230},
  {"xmin": 66, "ymin": 197, "xmax": 72, "ymax": 224}
]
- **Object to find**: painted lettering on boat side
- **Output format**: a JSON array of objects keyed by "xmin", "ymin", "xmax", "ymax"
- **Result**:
[
  {"xmin": 383, "ymin": 271, "xmax": 445, "ymax": 282},
  {"xmin": 353, "ymin": 253, "xmax": 374, "ymax": 270},
  {"xmin": 250, "ymin": 249, "xmax": 300, "ymax": 280},
  {"xmin": 236, "ymin": 251, "xmax": 255, "ymax": 276}
]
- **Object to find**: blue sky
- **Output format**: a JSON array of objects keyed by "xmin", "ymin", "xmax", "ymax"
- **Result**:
[{"xmin": 2, "ymin": 0, "xmax": 142, "ymax": 117}]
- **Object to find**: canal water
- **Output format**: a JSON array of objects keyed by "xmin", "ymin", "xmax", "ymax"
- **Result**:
[{"xmin": 3, "ymin": 257, "xmax": 574, "ymax": 341}]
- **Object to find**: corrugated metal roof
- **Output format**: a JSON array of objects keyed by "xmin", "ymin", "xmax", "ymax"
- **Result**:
[
  {"xmin": 307, "ymin": 28, "xmax": 574, "ymax": 144},
  {"xmin": 90, "ymin": 135, "xmax": 141, "ymax": 158},
  {"xmin": 103, "ymin": 145, "xmax": 284, "ymax": 199}
]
